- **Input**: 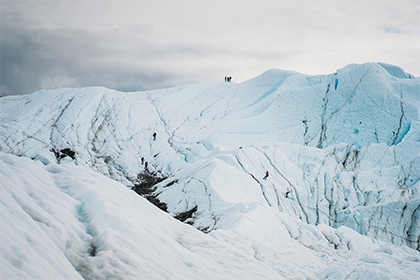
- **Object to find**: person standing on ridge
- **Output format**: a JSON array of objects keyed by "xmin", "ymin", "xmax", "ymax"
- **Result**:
[
  {"xmin": 141, "ymin": 156, "xmax": 145, "ymax": 165},
  {"xmin": 153, "ymin": 132, "xmax": 157, "ymax": 141},
  {"xmin": 263, "ymin": 170, "xmax": 269, "ymax": 180},
  {"xmin": 285, "ymin": 187, "xmax": 290, "ymax": 198}
]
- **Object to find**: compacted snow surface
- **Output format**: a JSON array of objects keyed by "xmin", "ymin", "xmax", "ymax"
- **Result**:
[{"xmin": 1, "ymin": 62, "xmax": 420, "ymax": 279}]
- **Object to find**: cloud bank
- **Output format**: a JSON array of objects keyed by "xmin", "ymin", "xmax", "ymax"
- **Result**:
[{"xmin": 1, "ymin": 0, "xmax": 419, "ymax": 96}]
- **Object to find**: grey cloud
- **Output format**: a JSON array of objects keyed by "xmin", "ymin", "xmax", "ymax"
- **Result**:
[
  {"xmin": 1, "ymin": 0, "xmax": 419, "ymax": 96},
  {"xmin": 0, "ymin": 10, "xmax": 291, "ymax": 96},
  {"xmin": 0, "ymin": 14, "xmax": 193, "ymax": 95}
]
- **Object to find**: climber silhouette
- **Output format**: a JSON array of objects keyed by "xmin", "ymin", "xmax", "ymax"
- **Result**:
[
  {"xmin": 263, "ymin": 170, "xmax": 269, "ymax": 180},
  {"xmin": 286, "ymin": 187, "xmax": 290, "ymax": 198}
]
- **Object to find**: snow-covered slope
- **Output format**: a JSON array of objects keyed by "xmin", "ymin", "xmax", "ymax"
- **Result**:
[
  {"xmin": 0, "ymin": 152, "xmax": 282, "ymax": 279},
  {"xmin": 1, "ymin": 62, "xmax": 420, "ymax": 279},
  {"xmin": 2, "ymin": 152, "xmax": 420, "ymax": 279}
]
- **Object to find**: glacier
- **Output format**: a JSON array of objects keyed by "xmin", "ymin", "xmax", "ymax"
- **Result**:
[{"xmin": 1, "ymin": 62, "xmax": 420, "ymax": 279}]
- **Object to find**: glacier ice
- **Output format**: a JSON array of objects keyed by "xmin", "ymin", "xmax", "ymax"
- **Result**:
[{"xmin": 1, "ymin": 62, "xmax": 420, "ymax": 279}]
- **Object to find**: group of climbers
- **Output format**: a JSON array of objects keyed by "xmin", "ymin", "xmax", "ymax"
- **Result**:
[{"xmin": 140, "ymin": 132, "xmax": 157, "ymax": 171}]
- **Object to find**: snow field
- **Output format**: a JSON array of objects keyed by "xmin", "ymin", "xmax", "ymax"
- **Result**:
[
  {"xmin": 1, "ymin": 153, "xmax": 285, "ymax": 279},
  {"xmin": 2, "ymin": 152, "xmax": 419, "ymax": 279}
]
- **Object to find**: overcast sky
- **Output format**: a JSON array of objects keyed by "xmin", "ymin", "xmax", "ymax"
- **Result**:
[{"xmin": 1, "ymin": 0, "xmax": 419, "ymax": 96}]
